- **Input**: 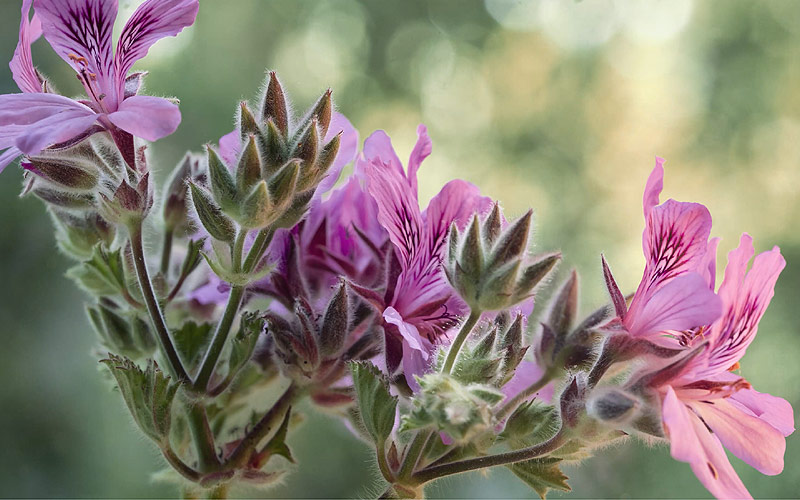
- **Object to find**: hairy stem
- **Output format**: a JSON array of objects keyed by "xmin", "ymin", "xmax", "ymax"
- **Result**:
[
  {"xmin": 495, "ymin": 369, "xmax": 557, "ymax": 421},
  {"xmin": 128, "ymin": 221, "xmax": 189, "ymax": 382},
  {"xmin": 162, "ymin": 445, "xmax": 201, "ymax": 482},
  {"xmin": 226, "ymin": 383, "xmax": 298, "ymax": 468},
  {"xmin": 377, "ymin": 441, "xmax": 395, "ymax": 482},
  {"xmin": 160, "ymin": 228, "xmax": 173, "ymax": 275},
  {"xmin": 242, "ymin": 227, "xmax": 274, "ymax": 273},
  {"xmin": 412, "ymin": 429, "xmax": 566, "ymax": 484},
  {"xmin": 441, "ymin": 310, "xmax": 482, "ymax": 375},
  {"xmin": 193, "ymin": 285, "xmax": 244, "ymax": 391},
  {"xmin": 398, "ymin": 430, "xmax": 432, "ymax": 480},
  {"xmin": 185, "ymin": 403, "xmax": 221, "ymax": 472}
]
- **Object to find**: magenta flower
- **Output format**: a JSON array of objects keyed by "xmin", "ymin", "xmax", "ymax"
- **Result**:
[
  {"xmin": 607, "ymin": 158, "xmax": 722, "ymax": 341},
  {"xmin": 356, "ymin": 125, "xmax": 493, "ymax": 388},
  {"xmin": 0, "ymin": 0, "xmax": 199, "ymax": 171},
  {"xmin": 656, "ymin": 233, "xmax": 792, "ymax": 499}
]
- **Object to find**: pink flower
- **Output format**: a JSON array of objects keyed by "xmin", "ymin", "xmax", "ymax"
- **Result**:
[
  {"xmin": 657, "ymin": 234, "xmax": 792, "ymax": 499},
  {"xmin": 0, "ymin": 0, "xmax": 198, "ymax": 171},
  {"xmin": 357, "ymin": 125, "xmax": 493, "ymax": 388},
  {"xmin": 607, "ymin": 158, "xmax": 722, "ymax": 341}
]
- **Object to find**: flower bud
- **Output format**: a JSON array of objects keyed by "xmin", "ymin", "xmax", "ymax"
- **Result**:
[
  {"xmin": 236, "ymin": 135, "xmax": 262, "ymax": 194},
  {"xmin": 318, "ymin": 283, "xmax": 349, "ymax": 357},
  {"xmin": 400, "ymin": 373, "xmax": 504, "ymax": 444},
  {"xmin": 258, "ymin": 119, "xmax": 288, "ymax": 177},
  {"xmin": 446, "ymin": 208, "xmax": 559, "ymax": 311},
  {"xmin": 586, "ymin": 388, "xmax": 640, "ymax": 425},
  {"xmin": 25, "ymin": 154, "xmax": 99, "ymax": 191},
  {"xmin": 51, "ymin": 210, "xmax": 115, "ymax": 260},
  {"xmin": 268, "ymin": 159, "xmax": 300, "ymax": 212},
  {"xmin": 98, "ymin": 174, "xmax": 153, "ymax": 226},
  {"xmin": 162, "ymin": 153, "xmax": 203, "ymax": 233},
  {"xmin": 189, "ymin": 182, "xmax": 236, "ymax": 243},
  {"xmin": 238, "ymin": 101, "xmax": 259, "ymax": 141},
  {"xmin": 206, "ymin": 145, "xmax": 237, "ymax": 213},
  {"xmin": 239, "ymin": 181, "xmax": 273, "ymax": 229},
  {"xmin": 261, "ymin": 71, "xmax": 289, "ymax": 136}
]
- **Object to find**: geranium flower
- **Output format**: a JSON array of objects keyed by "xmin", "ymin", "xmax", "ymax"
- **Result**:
[
  {"xmin": 606, "ymin": 158, "xmax": 722, "ymax": 341},
  {"xmin": 356, "ymin": 125, "xmax": 493, "ymax": 388},
  {"xmin": 0, "ymin": 0, "xmax": 198, "ymax": 171},
  {"xmin": 655, "ymin": 234, "xmax": 792, "ymax": 499}
]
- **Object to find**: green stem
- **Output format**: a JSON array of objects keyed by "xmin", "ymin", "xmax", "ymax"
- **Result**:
[
  {"xmin": 160, "ymin": 228, "xmax": 174, "ymax": 275},
  {"xmin": 185, "ymin": 403, "xmax": 221, "ymax": 472},
  {"xmin": 495, "ymin": 369, "xmax": 558, "ymax": 421},
  {"xmin": 242, "ymin": 227, "xmax": 274, "ymax": 273},
  {"xmin": 231, "ymin": 229, "xmax": 247, "ymax": 272},
  {"xmin": 412, "ymin": 429, "xmax": 566, "ymax": 484},
  {"xmin": 128, "ymin": 221, "xmax": 189, "ymax": 382},
  {"xmin": 398, "ymin": 430, "xmax": 432, "ymax": 480},
  {"xmin": 441, "ymin": 310, "xmax": 481, "ymax": 374},
  {"xmin": 226, "ymin": 383, "xmax": 297, "ymax": 468},
  {"xmin": 161, "ymin": 445, "xmax": 201, "ymax": 482},
  {"xmin": 377, "ymin": 441, "xmax": 395, "ymax": 482},
  {"xmin": 193, "ymin": 285, "xmax": 244, "ymax": 391}
]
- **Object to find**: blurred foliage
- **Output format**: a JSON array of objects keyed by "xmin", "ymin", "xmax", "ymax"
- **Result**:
[{"xmin": 1, "ymin": 0, "xmax": 798, "ymax": 497}]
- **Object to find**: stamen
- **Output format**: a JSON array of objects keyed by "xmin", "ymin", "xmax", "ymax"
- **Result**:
[
  {"xmin": 728, "ymin": 362, "xmax": 740, "ymax": 372},
  {"xmin": 68, "ymin": 53, "xmax": 89, "ymax": 67}
]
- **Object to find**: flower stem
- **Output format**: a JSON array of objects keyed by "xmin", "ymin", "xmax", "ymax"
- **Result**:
[
  {"xmin": 160, "ymin": 228, "xmax": 173, "ymax": 275},
  {"xmin": 185, "ymin": 403, "xmax": 221, "ymax": 472},
  {"xmin": 398, "ymin": 430, "xmax": 432, "ymax": 480},
  {"xmin": 411, "ymin": 429, "xmax": 566, "ymax": 484},
  {"xmin": 242, "ymin": 227, "xmax": 274, "ymax": 273},
  {"xmin": 377, "ymin": 441, "xmax": 395, "ymax": 482},
  {"xmin": 193, "ymin": 285, "xmax": 244, "ymax": 391},
  {"xmin": 226, "ymin": 383, "xmax": 297, "ymax": 468},
  {"xmin": 441, "ymin": 310, "xmax": 481, "ymax": 374},
  {"xmin": 495, "ymin": 369, "xmax": 558, "ymax": 421},
  {"xmin": 128, "ymin": 221, "xmax": 189, "ymax": 382}
]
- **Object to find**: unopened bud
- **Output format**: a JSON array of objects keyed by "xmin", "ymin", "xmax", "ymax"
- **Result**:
[
  {"xmin": 239, "ymin": 101, "xmax": 259, "ymax": 140},
  {"xmin": 206, "ymin": 146, "xmax": 237, "ymax": 213},
  {"xmin": 189, "ymin": 182, "xmax": 235, "ymax": 242},
  {"xmin": 26, "ymin": 155, "xmax": 98, "ymax": 190},
  {"xmin": 268, "ymin": 159, "xmax": 300, "ymax": 211},
  {"xmin": 262, "ymin": 71, "xmax": 289, "ymax": 135},
  {"xmin": 239, "ymin": 181, "xmax": 273, "ymax": 229},
  {"xmin": 236, "ymin": 135, "xmax": 262, "ymax": 193},
  {"xmin": 587, "ymin": 388, "xmax": 640, "ymax": 425},
  {"xmin": 318, "ymin": 283, "xmax": 349, "ymax": 356}
]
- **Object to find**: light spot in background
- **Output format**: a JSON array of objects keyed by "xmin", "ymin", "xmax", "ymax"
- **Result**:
[
  {"xmin": 421, "ymin": 57, "xmax": 494, "ymax": 136},
  {"xmin": 619, "ymin": 0, "xmax": 694, "ymax": 43},
  {"xmin": 484, "ymin": 0, "xmax": 542, "ymax": 32},
  {"xmin": 386, "ymin": 23, "xmax": 456, "ymax": 94},
  {"xmin": 537, "ymin": 0, "xmax": 620, "ymax": 50}
]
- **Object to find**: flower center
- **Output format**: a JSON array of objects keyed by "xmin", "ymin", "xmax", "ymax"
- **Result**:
[{"xmin": 68, "ymin": 53, "xmax": 108, "ymax": 112}]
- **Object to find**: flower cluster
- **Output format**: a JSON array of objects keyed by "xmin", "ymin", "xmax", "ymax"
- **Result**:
[{"xmin": 0, "ymin": 1, "xmax": 793, "ymax": 499}]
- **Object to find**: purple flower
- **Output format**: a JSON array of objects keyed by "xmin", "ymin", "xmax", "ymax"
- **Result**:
[
  {"xmin": 658, "ymin": 234, "xmax": 792, "ymax": 499},
  {"xmin": 0, "ymin": 0, "xmax": 198, "ymax": 172},
  {"xmin": 356, "ymin": 125, "xmax": 493, "ymax": 388},
  {"xmin": 604, "ymin": 158, "xmax": 722, "ymax": 341}
]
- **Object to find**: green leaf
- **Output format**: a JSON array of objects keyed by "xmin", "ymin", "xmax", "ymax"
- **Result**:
[
  {"xmin": 261, "ymin": 407, "xmax": 295, "ymax": 463},
  {"xmin": 100, "ymin": 354, "xmax": 179, "ymax": 445},
  {"xmin": 67, "ymin": 244, "xmax": 128, "ymax": 296},
  {"xmin": 172, "ymin": 321, "xmax": 214, "ymax": 375},
  {"xmin": 507, "ymin": 457, "xmax": 570, "ymax": 499},
  {"xmin": 225, "ymin": 312, "xmax": 263, "ymax": 380},
  {"xmin": 348, "ymin": 361, "xmax": 397, "ymax": 445}
]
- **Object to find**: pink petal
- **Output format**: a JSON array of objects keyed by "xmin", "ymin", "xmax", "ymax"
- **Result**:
[
  {"xmin": 10, "ymin": 0, "xmax": 43, "ymax": 94},
  {"xmin": 218, "ymin": 129, "xmax": 240, "ymax": 166},
  {"xmin": 107, "ymin": 95, "xmax": 181, "ymax": 142},
  {"xmin": 407, "ymin": 124, "xmax": 432, "ymax": 194},
  {"xmin": 625, "ymin": 273, "xmax": 722, "ymax": 338},
  {"xmin": 701, "ymin": 237, "xmax": 721, "ymax": 290},
  {"xmin": 704, "ymin": 243, "xmax": 785, "ymax": 375},
  {"xmin": 384, "ymin": 306, "xmax": 428, "ymax": 356},
  {"xmin": 501, "ymin": 360, "xmax": 554, "ymax": 404},
  {"xmin": 0, "ymin": 146, "xmax": 23, "ymax": 172},
  {"xmin": 729, "ymin": 388, "xmax": 795, "ymax": 437},
  {"xmin": 643, "ymin": 157, "xmax": 665, "ymax": 217},
  {"xmin": 34, "ymin": 0, "xmax": 119, "ymax": 107},
  {"xmin": 423, "ymin": 179, "xmax": 493, "ymax": 252},
  {"xmin": 358, "ymin": 130, "xmax": 406, "ymax": 180},
  {"xmin": 0, "ymin": 92, "xmax": 94, "ymax": 125},
  {"xmin": 361, "ymin": 138, "xmax": 423, "ymax": 267},
  {"xmin": 114, "ymin": 0, "xmax": 199, "ymax": 96},
  {"xmin": 316, "ymin": 112, "xmax": 359, "ymax": 194},
  {"xmin": 15, "ymin": 111, "xmax": 98, "ymax": 155},
  {"xmin": 692, "ymin": 398, "xmax": 786, "ymax": 475},
  {"xmin": 662, "ymin": 387, "xmax": 752, "ymax": 500}
]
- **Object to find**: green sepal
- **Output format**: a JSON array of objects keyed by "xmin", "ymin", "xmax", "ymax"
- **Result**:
[
  {"xmin": 262, "ymin": 71, "xmax": 289, "ymax": 136},
  {"xmin": 189, "ymin": 182, "xmax": 236, "ymax": 243},
  {"xmin": 66, "ymin": 243, "xmax": 129, "ymax": 297},
  {"xmin": 206, "ymin": 146, "xmax": 238, "ymax": 212},
  {"xmin": 318, "ymin": 283, "xmax": 348, "ymax": 357},
  {"xmin": 100, "ymin": 354, "xmax": 179, "ymax": 445},
  {"xmin": 258, "ymin": 119, "xmax": 288, "ymax": 177},
  {"xmin": 268, "ymin": 160, "xmax": 300, "ymax": 211},
  {"xmin": 239, "ymin": 181, "xmax": 273, "ymax": 229},
  {"xmin": 507, "ymin": 457, "xmax": 570, "ymax": 499},
  {"xmin": 348, "ymin": 361, "xmax": 398, "ymax": 445},
  {"xmin": 236, "ymin": 135, "xmax": 263, "ymax": 194},
  {"xmin": 225, "ymin": 311, "xmax": 263, "ymax": 382},
  {"xmin": 200, "ymin": 252, "xmax": 275, "ymax": 287}
]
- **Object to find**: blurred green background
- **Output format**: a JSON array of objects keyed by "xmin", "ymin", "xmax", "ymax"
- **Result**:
[{"xmin": 1, "ymin": 0, "xmax": 798, "ymax": 497}]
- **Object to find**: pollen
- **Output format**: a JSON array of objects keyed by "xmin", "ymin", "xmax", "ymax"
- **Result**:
[
  {"xmin": 707, "ymin": 462, "xmax": 719, "ymax": 480},
  {"xmin": 728, "ymin": 362, "xmax": 741, "ymax": 372},
  {"xmin": 67, "ymin": 53, "xmax": 89, "ymax": 67}
]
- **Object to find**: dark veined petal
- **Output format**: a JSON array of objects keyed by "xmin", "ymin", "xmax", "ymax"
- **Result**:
[
  {"xmin": 114, "ymin": 0, "xmax": 199, "ymax": 96},
  {"xmin": 34, "ymin": 0, "xmax": 118, "ymax": 106},
  {"xmin": 10, "ymin": 0, "xmax": 44, "ymax": 94}
]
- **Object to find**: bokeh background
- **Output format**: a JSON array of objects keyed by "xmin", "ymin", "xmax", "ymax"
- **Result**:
[{"xmin": 1, "ymin": 0, "xmax": 798, "ymax": 497}]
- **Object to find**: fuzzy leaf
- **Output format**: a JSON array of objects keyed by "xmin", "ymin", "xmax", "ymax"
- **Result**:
[
  {"xmin": 349, "ymin": 362, "xmax": 397, "ymax": 445},
  {"xmin": 172, "ymin": 321, "xmax": 214, "ymax": 375},
  {"xmin": 507, "ymin": 457, "xmax": 570, "ymax": 499}
]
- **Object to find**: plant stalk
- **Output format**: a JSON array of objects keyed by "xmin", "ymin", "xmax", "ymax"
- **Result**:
[{"xmin": 441, "ymin": 310, "xmax": 481, "ymax": 375}]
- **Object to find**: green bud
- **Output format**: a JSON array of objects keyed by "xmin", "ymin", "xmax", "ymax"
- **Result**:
[
  {"xmin": 483, "ymin": 202, "xmax": 502, "ymax": 247},
  {"xmin": 546, "ymin": 270, "xmax": 579, "ymax": 338},
  {"xmin": 32, "ymin": 186, "xmax": 95, "ymax": 210},
  {"xmin": 490, "ymin": 209, "xmax": 532, "ymax": 268},
  {"xmin": 299, "ymin": 132, "xmax": 341, "ymax": 192},
  {"xmin": 239, "ymin": 101, "xmax": 259, "ymax": 140},
  {"xmin": 162, "ymin": 153, "xmax": 196, "ymax": 232},
  {"xmin": 236, "ymin": 135, "xmax": 262, "ymax": 194},
  {"xmin": 262, "ymin": 71, "xmax": 289, "ymax": 135},
  {"xmin": 511, "ymin": 253, "xmax": 561, "ymax": 303},
  {"xmin": 295, "ymin": 118, "xmax": 319, "ymax": 171},
  {"xmin": 206, "ymin": 146, "xmax": 238, "ymax": 212},
  {"xmin": 189, "ymin": 182, "xmax": 235, "ymax": 242},
  {"xmin": 498, "ymin": 314, "xmax": 527, "ymax": 384},
  {"xmin": 26, "ymin": 155, "xmax": 98, "ymax": 190},
  {"xmin": 239, "ymin": 181, "xmax": 273, "ymax": 229},
  {"xmin": 587, "ymin": 388, "xmax": 640, "ymax": 425},
  {"xmin": 258, "ymin": 118, "xmax": 288, "ymax": 177},
  {"xmin": 268, "ymin": 159, "xmax": 300, "ymax": 211},
  {"xmin": 296, "ymin": 89, "xmax": 332, "ymax": 139}
]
